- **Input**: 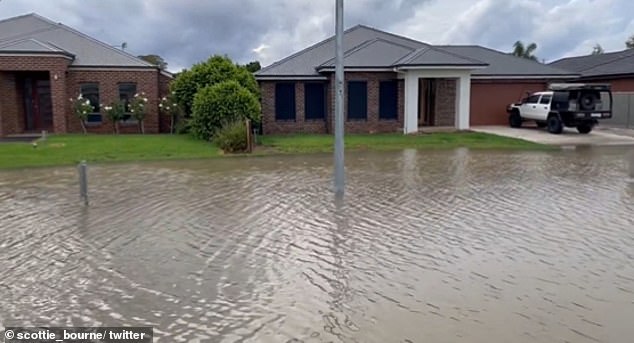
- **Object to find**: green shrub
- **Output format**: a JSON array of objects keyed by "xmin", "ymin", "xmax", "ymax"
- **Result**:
[
  {"xmin": 170, "ymin": 55, "xmax": 259, "ymax": 116},
  {"xmin": 214, "ymin": 120, "xmax": 249, "ymax": 153},
  {"xmin": 191, "ymin": 80, "xmax": 260, "ymax": 141}
]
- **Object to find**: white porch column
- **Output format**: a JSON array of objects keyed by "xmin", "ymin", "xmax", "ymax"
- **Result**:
[
  {"xmin": 455, "ymin": 74, "xmax": 471, "ymax": 130},
  {"xmin": 403, "ymin": 73, "xmax": 419, "ymax": 134}
]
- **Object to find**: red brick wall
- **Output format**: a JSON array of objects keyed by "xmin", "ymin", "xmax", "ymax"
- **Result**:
[
  {"xmin": 261, "ymin": 81, "xmax": 330, "ymax": 134},
  {"xmin": 434, "ymin": 79, "xmax": 457, "ymax": 126},
  {"xmin": 260, "ymin": 72, "xmax": 404, "ymax": 135},
  {"xmin": 0, "ymin": 72, "xmax": 20, "ymax": 136},
  {"xmin": 470, "ymin": 80, "xmax": 548, "ymax": 126},
  {"xmin": 66, "ymin": 69, "xmax": 161, "ymax": 134},
  {"xmin": 0, "ymin": 55, "xmax": 71, "ymax": 134},
  {"xmin": 0, "ymin": 55, "xmax": 165, "ymax": 136}
]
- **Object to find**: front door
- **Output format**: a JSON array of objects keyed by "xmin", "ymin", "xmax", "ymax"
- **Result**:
[
  {"xmin": 23, "ymin": 78, "xmax": 53, "ymax": 132},
  {"xmin": 418, "ymin": 79, "xmax": 436, "ymax": 126}
]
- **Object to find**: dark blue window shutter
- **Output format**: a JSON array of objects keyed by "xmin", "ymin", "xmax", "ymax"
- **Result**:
[
  {"xmin": 304, "ymin": 83, "xmax": 326, "ymax": 120},
  {"xmin": 275, "ymin": 83, "xmax": 296, "ymax": 120},
  {"xmin": 379, "ymin": 80, "xmax": 398, "ymax": 120},
  {"xmin": 347, "ymin": 81, "xmax": 367, "ymax": 120}
]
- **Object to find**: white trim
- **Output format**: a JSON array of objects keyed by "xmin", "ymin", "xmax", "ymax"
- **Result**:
[
  {"xmin": 0, "ymin": 53, "xmax": 73, "ymax": 60},
  {"xmin": 68, "ymin": 66, "xmax": 159, "ymax": 72},
  {"xmin": 472, "ymin": 75, "xmax": 579, "ymax": 80},
  {"xmin": 396, "ymin": 65, "xmax": 487, "ymax": 71},
  {"xmin": 160, "ymin": 70, "xmax": 174, "ymax": 78},
  {"xmin": 317, "ymin": 67, "xmax": 394, "ymax": 72},
  {"xmin": 256, "ymin": 76, "xmax": 328, "ymax": 81}
]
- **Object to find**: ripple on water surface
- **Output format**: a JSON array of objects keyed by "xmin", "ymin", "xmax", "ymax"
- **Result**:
[{"xmin": 1, "ymin": 147, "xmax": 633, "ymax": 342}]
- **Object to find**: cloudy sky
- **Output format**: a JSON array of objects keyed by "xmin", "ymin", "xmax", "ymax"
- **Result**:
[{"xmin": 2, "ymin": 0, "xmax": 633, "ymax": 72}]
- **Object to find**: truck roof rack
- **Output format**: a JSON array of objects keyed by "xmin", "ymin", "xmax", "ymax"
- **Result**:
[{"xmin": 548, "ymin": 83, "xmax": 611, "ymax": 91}]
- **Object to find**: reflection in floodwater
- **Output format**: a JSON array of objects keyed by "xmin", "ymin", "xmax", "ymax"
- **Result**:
[{"xmin": 1, "ymin": 147, "xmax": 633, "ymax": 343}]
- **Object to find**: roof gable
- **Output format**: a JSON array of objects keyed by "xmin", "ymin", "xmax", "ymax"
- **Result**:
[
  {"xmin": 0, "ymin": 13, "xmax": 156, "ymax": 68},
  {"xmin": 257, "ymin": 25, "xmax": 426, "ymax": 76},
  {"xmin": 318, "ymin": 38, "xmax": 416, "ymax": 69},
  {"xmin": 0, "ymin": 38, "xmax": 69, "ymax": 54},
  {"xmin": 394, "ymin": 46, "xmax": 486, "ymax": 67}
]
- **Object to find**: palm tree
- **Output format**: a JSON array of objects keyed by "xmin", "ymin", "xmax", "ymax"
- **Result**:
[{"xmin": 512, "ymin": 41, "xmax": 539, "ymax": 61}]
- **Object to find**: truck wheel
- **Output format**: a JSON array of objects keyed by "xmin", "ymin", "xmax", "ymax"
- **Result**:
[
  {"xmin": 509, "ymin": 111, "xmax": 522, "ymax": 128},
  {"xmin": 536, "ymin": 122, "xmax": 547, "ymax": 128},
  {"xmin": 547, "ymin": 115, "xmax": 563, "ymax": 134},
  {"xmin": 577, "ymin": 124, "xmax": 593, "ymax": 134}
]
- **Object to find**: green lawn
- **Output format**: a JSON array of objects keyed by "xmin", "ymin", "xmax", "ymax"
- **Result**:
[
  {"xmin": 0, "ymin": 132, "xmax": 547, "ymax": 169},
  {"xmin": 0, "ymin": 135, "xmax": 221, "ymax": 169},
  {"xmin": 258, "ymin": 132, "xmax": 548, "ymax": 154}
]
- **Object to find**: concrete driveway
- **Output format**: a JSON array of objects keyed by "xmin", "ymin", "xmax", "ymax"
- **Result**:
[{"xmin": 473, "ymin": 125, "xmax": 634, "ymax": 146}]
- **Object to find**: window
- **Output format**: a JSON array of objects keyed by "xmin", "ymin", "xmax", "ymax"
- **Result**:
[
  {"xmin": 80, "ymin": 83, "xmax": 101, "ymax": 123},
  {"xmin": 539, "ymin": 95, "xmax": 552, "ymax": 104},
  {"xmin": 379, "ymin": 80, "xmax": 398, "ymax": 120},
  {"xmin": 525, "ymin": 95, "xmax": 541, "ymax": 104},
  {"xmin": 119, "ymin": 83, "xmax": 137, "ymax": 122},
  {"xmin": 347, "ymin": 81, "xmax": 367, "ymax": 120},
  {"xmin": 275, "ymin": 83, "xmax": 296, "ymax": 121},
  {"xmin": 304, "ymin": 83, "xmax": 325, "ymax": 120}
]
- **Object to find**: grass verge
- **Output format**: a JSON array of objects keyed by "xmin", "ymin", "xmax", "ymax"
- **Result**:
[{"xmin": 0, "ymin": 132, "xmax": 548, "ymax": 169}]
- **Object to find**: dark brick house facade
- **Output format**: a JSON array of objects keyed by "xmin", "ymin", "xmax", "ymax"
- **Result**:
[
  {"xmin": 256, "ymin": 26, "xmax": 578, "ymax": 134},
  {"xmin": 0, "ymin": 14, "xmax": 171, "ymax": 137}
]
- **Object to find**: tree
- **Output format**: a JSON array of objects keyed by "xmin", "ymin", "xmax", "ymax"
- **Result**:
[
  {"xmin": 244, "ymin": 61, "xmax": 261, "ymax": 73},
  {"xmin": 138, "ymin": 54, "xmax": 168, "ymax": 70},
  {"xmin": 592, "ymin": 44, "xmax": 604, "ymax": 55},
  {"xmin": 129, "ymin": 92, "xmax": 149, "ymax": 134},
  {"xmin": 626, "ymin": 34, "xmax": 634, "ymax": 49},
  {"xmin": 512, "ymin": 41, "xmax": 539, "ymax": 61},
  {"xmin": 190, "ymin": 80, "xmax": 260, "ymax": 141},
  {"xmin": 170, "ymin": 55, "xmax": 259, "ymax": 116}
]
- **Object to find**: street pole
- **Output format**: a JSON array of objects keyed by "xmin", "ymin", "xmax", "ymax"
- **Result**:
[{"xmin": 334, "ymin": 0, "xmax": 345, "ymax": 196}]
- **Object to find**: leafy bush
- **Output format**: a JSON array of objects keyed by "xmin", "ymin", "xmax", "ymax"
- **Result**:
[
  {"xmin": 170, "ymin": 55, "xmax": 259, "ymax": 116},
  {"xmin": 102, "ymin": 101, "xmax": 125, "ymax": 134},
  {"xmin": 159, "ymin": 92, "xmax": 181, "ymax": 134},
  {"xmin": 129, "ymin": 92, "xmax": 149, "ymax": 133},
  {"xmin": 214, "ymin": 120, "xmax": 249, "ymax": 153},
  {"xmin": 191, "ymin": 80, "xmax": 260, "ymax": 141},
  {"xmin": 70, "ymin": 94, "xmax": 94, "ymax": 134}
]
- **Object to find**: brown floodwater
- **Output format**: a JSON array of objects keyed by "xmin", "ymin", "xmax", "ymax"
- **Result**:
[{"xmin": 1, "ymin": 147, "xmax": 633, "ymax": 343}]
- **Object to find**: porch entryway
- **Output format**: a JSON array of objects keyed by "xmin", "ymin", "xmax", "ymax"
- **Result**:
[
  {"xmin": 18, "ymin": 71, "xmax": 53, "ymax": 132},
  {"xmin": 399, "ymin": 69, "xmax": 474, "ymax": 134}
]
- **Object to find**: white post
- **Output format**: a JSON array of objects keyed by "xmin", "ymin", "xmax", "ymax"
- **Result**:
[
  {"xmin": 334, "ymin": 0, "xmax": 345, "ymax": 196},
  {"xmin": 455, "ymin": 74, "xmax": 471, "ymax": 130},
  {"xmin": 403, "ymin": 73, "xmax": 419, "ymax": 134}
]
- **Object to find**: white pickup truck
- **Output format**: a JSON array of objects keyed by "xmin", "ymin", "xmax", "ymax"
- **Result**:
[{"xmin": 507, "ymin": 83, "xmax": 613, "ymax": 134}]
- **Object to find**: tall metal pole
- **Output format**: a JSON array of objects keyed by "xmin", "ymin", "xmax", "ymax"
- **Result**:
[{"xmin": 334, "ymin": 0, "xmax": 345, "ymax": 196}]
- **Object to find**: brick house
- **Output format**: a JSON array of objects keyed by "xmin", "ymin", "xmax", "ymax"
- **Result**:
[
  {"xmin": 549, "ymin": 49, "xmax": 634, "ymax": 92},
  {"xmin": 0, "ymin": 13, "xmax": 172, "ymax": 137},
  {"xmin": 255, "ymin": 25, "xmax": 578, "ymax": 134}
]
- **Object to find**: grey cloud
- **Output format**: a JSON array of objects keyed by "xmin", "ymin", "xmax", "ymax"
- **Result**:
[{"xmin": 0, "ymin": 0, "xmax": 632, "ymax": 71}]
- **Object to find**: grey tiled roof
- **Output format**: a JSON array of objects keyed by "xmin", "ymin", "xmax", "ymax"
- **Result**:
[
  {"xmin": 318, "ymin": 38, "xmax": 416, "ymax": 68},
  {"xmin": 549, "ymin": 49, "xmax": 634, "ymax": 77},
  {"xmin": 436, "ymin": 45, "xmax": 577, "ymax": 76},
  {"xmin": 0, "ymin": 38, "xmax": 70, "ymax": 54},
  {"xmin": 0, "ymin": 13, "xmax": 156, "ymax": 68},
  {"xmin": 257, "ymin": 25, "xmax": 577, "ymax": 78},
  {"xmin": 257, "ymin": 25, "xmax": 426, "ymax": 77},
  {"xmin": 393, "ymin": 46, "xmax": 487, "ymax": 67}
]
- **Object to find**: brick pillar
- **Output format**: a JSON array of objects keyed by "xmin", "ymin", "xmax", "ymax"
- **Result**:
[{"xmin": 50, "ymin": 70, "xmax": 68, "ymax": 133}]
